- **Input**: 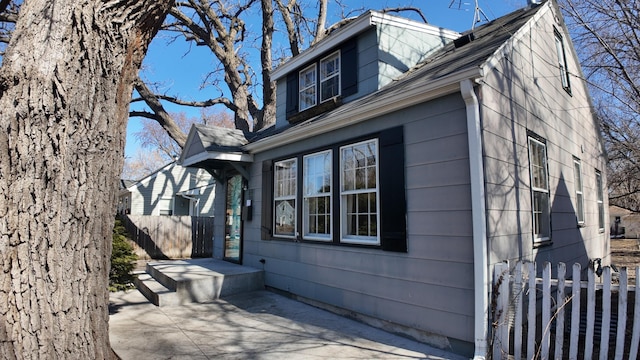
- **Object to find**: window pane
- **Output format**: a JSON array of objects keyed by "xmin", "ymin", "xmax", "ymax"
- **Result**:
[
  {"xmin": 299, "ymin": 65, "xmax": 316, "ymax": 111},
  {"xmin": 529, "ymin": 136, "xmax": 550, "ymax": 241},
  {"xmin": 596, "ymin": 171, "xmax": 604, "ymax": 230},
  {"xmin": 574, "ymin": 159, "xmax": 585, "ymax": 223},
  {"xmin": 303, "ymin": 151, "xmax": 331, "ymax": 239},
  {"xmin": 320, "ymin": 52, "xmax": 340, "ymax": 102}
]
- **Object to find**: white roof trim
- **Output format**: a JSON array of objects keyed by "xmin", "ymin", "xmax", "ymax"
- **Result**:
[
  {"xmin": 245, "ymin": 67, "xmax": 483, "ymax": 153},
  {"xmin": 181, "ymin": 150, "xmax": 254, "ymax": 168},
  {"xmin": 482, "ymin": 2, "xmax": 550, "ymax": 74},
  {"xmin": 271, "ymin": 10, "xmax": 460, "ymax": 81}
]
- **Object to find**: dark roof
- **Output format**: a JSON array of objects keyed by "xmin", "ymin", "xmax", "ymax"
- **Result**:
[
  {"xmin": 193, "ymin": 124, "xmax": 249, "ymax": 152},
  {"xmin": 250, "ymin": 3, "xmax": 543, "ymax": 142},
  {"xmin": 119, "ymin": 179, "xmax": 136, "ymax": 190}
]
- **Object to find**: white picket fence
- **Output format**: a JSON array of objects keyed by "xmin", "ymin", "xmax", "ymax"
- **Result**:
[{"xmin": 493, "ymin": 261, "xmax": 640, "ymax": 359}]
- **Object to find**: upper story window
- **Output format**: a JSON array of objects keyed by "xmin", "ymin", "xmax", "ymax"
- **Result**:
[
  {"xmin": 320, "ymin": 51, "xmax": 341, "ymax": 102},
  {"xmin": 573, "ymin": 158, "xmax": 585, "ymax": 225},
  {"xmin": 286, "ymin": 40, "xmax": 358, "ymax": 122},
  {"xmin": 528, "ymin": 136, "xmax": 551, "ymax": 242},
  {"xmin": 596, "ymin": 170, "xmax": 604, "ymax": 232},
  {"xmin": 554, "ymin": 28, "xmax": 571, "ymax": 93},
  {"xmin": 299, "ymin": 64, "xmax": 317, "ymax": 111}
]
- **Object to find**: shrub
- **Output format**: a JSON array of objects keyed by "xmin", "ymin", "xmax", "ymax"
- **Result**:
[{"xmin": 110, "ymin": 219, "xmax": 138, "ymax": 292}]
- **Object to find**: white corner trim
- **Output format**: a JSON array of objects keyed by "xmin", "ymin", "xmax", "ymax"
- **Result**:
[{"xmin": 461, "ymin": 79, "xmax": 489, "ymax": 360}]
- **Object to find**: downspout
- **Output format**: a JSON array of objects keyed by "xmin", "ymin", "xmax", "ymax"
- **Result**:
[{"xmin": 460, "ymin": 79, "xmax": 489, "ymax": 360}]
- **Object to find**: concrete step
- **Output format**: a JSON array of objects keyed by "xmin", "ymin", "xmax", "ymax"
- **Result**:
[
  {"xmin": 134, "ymin": 273, "xmax": 182, "ymax": 306},
  {"xmin": 135, "ymin": 258, "xmax": 264, "ymax": 307}
]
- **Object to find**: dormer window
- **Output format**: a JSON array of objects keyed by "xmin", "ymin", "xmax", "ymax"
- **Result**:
[
  {"xmin": 285, "ymin": 40, "xmax": 358, "ymax": 123},
  {"xmin": 320, "ymin": 51, "xmax": 340, "ymax": 102},
  {"xmin": 299, "ymin": 64, "xmax": 317, "ymax": 111}
]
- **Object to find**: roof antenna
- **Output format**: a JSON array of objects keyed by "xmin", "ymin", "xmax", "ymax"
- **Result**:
[
  {"xmin": 448, "ymin": 0, "xmax": 490, "ymax": 30},
  {"xmin": 471, "ymin": 0, "xmax": 490, "ymax": 29}
]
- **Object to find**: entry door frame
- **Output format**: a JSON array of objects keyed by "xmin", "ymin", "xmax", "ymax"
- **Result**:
[{"xmin": 223, "ymin": 173, "xmax": 244, "ymax": 264}]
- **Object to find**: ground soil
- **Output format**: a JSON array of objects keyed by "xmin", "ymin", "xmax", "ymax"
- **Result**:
[{"xmin": 611, "ymin": 238, "xmax": 640, "ymax": 285}]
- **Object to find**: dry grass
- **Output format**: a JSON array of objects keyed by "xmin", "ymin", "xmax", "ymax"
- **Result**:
[{"xmin": 611, "ymin": 238, "xmax": 640, "ymax": 284}]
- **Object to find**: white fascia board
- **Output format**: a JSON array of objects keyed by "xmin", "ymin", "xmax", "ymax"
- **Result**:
[
  {"xmin": 271, "ymin": 13, "xmax": 373, "ymax": 81},
  {"xmin": 181, "ymin": 151, "xmax": 254, "ymax": 168},
  {"xmin": 245, "ymin": 67, "xmax": 483, "ymax": 153},
  {"xmin": 482, "ymin": 2, "xmax": 549, "ymax": 74},
  {"xmin": 271, "ymin": 11, "xmax": 460, "ymax": 81}
]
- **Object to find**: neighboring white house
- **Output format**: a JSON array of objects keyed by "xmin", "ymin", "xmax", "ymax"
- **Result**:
[
  {"xmin": 179, "ymin": 1, "xmax": 608, "ymax": 357},
  {"xmin": 118, "ymin": 161, "xmax": 215, "ymax": 216}
]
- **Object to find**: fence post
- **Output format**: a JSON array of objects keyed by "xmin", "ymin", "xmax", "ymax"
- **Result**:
[
  {"xmin": 600, "ymin": 266, "xmax": 612, "ymax": 359},
  {"xmin": 514, "ymin": 262, "xmax": 524, "ymax": 360},
  {"xmin": 569, "ymin": 263, "xmax": 581, "ymax": 360},
  {"xmin": 585, "ymin": 266, "xmax": 596, "ymax": 356},
  {"xmin": 526, "ymin": 262, "xmax": 536, "ymax": 360},
  {"xmin": 554, "ymin": 262, "xmax": 566, "ymax": 360},
  {"xmin": 493, "ymin": 261, "xmax": 510, "ymax": 360},
  {"xmin": 615, "ymin": 268, "xmax": 628, "ymax": 360},
  {"xmin": 629, "ymin": 266, "xmax": 640, "ymax": 359}
]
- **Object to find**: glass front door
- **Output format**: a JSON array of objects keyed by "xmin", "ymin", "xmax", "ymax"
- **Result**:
[{"xmin": 224, "ymin": 174, "xmax": 243, "ymax": 263}]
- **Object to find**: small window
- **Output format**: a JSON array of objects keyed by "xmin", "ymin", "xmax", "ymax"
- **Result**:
[
  {"xmin": 528, "ymin": 136, "xmax": 551, "ymax": 242},
  {"xmin": 340, "ymin": 139, "xmax": 379, "ymax": 244},
  {"xmin": 596, "ymin": 170, "xmax": 604, "ymax": 232},
  {"xmin": 573, "ymin": 158, "xmax": 585, "ymax": 224},
  {"xmin": 303, "ymin": 150, "xmax": 332, "ymax": 240},
  {"xmin": 554, "ymin": 29, "xmax": 571, "ymax": 93},
  {"xmin": 299, "ymin": 64, "xmax": 316, "ymax": 111},
  {"xmin": 320, "ymin": 51, "xmax": 340, "ymax": 102},
  {"xmin": 274, "ymin": 158, "xmax": 297, "ymax": 237}
]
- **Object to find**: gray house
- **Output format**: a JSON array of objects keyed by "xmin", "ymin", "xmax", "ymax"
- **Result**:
[
  {"xmin": 118, "ymin": 161, "xmax": 215, "ymax": 216},
  {"xmin": 179, "ymin": 1, "xmax": 608, "ymax": 357}
]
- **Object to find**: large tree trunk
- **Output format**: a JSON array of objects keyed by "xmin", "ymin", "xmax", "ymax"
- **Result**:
[{"xmin": 0, "ymin": 0, "xmax": 172, "ymax": 358}]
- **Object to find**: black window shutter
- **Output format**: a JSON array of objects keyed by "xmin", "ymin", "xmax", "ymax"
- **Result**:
[
  {"xmin": 341, "ymin": 39, "xmax": 358, "ymax": 97},
  {"xmin": 286, "ymin": 73, "xmax": 299, "ymax": 117},
  {"xmin": 378, "ymin": 126, "xmax": 407, "ymax": 252},
  {"xmin": 261, "ymin": 160, "xmax": 274, "ymax": 239}
]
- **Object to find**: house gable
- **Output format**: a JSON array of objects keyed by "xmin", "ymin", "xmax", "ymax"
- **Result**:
[{"xmin": 272, "ymin": 10, "xmax": 459, "ymax": 128}]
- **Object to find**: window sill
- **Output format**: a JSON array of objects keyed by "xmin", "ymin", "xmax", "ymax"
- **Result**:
[{"xmin": 533, "ymin": 240, "xmax": 553, "ymax": 249}]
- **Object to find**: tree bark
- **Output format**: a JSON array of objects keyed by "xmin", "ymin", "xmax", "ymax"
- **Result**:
[{"xmin": 0, "ymin": 0, "xmax": 173, "ymax": 358}]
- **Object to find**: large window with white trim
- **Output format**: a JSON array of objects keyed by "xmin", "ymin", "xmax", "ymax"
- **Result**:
[
  {"xmin": 340, "ymin": 139, "xmax": 379, "ymax": 244},
  {"xmin": 303, "ymin": 151, "xmax": 332, "ymax": 240},
  {"xmin": 320, "ymin": 51, "xmax": 340, "ymax": 102},
  {"xmin": 528, "ymin": 136, "xmax": 551, "ymax": 242},
  {"xmin": 274, "ymin": 158, "xmax": 297, "ymax": 237},
  {"xmin": 299, "ymin": 64, "xmax": 317, "ymax": 111},
  {"xmin": 573, "ymin": 158, "xmax": 585, "ymax": 225},
  {"xmin": 264, "ymin": 127, "xmax": 406, "ymax": 252}
]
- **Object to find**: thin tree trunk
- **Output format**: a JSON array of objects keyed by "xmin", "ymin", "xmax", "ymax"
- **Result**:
[{"xmin": 0, "ymin": 0, "xmax": 172, "ymax": 358}]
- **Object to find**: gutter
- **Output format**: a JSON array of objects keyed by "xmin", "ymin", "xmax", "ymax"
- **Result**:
[{"xmin": 460, "ymin": 79, "xmax": 489, "ymax": 359}]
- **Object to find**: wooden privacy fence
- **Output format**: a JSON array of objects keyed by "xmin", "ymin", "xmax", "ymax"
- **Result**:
[
  {"xmin": 121, "ymin": 215, "xmax": 214, "ymax": 259},
  {"xmin": 493, "ymin": 261, "xmax": 640, "ymax": 359}
]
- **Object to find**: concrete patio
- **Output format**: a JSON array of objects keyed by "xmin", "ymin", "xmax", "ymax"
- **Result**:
[{"xmin": 109, "ymin": 289, "xmax": 466, "ymax": 359}]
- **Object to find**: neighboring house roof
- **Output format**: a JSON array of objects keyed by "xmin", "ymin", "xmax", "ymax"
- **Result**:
[
  {"xmin": 245, "ymin": 3, "xmax": 543, "ymax": 152},
  {"xmin": 119, "ymin": 179, "xmax": 136, "ymax": 190},
  {"xmin": 179, "ymin": 124, "xmax": 253, "ymax": 169}
]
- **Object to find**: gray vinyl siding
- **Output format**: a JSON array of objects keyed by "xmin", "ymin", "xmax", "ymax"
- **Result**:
[
  {"xmin": 377, "ymin": 23, "xmax": 450, "ymax": 89},
  {"xmin": 239, "ymin": 93, "xmax": 475, "ymax": 346},
  {"xmin": 480, "ymin": 4, "xmax": 608, "ymax": 270},
  {"xmin": 273, "ymin": 25, "xmax": 453, "ymax": 128}
]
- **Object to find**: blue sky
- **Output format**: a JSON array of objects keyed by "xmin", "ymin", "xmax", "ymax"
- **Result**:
[{"xmin": 127, "ymin": 0, "xmax": 530, "ymax": 158}]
